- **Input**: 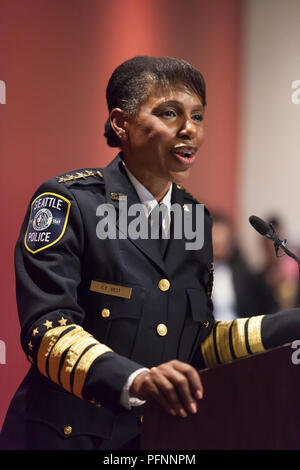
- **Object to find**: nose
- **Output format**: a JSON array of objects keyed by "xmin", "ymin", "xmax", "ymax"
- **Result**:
[{"xmin": 177, "ymin": 117, "xmax": 196, "ymax": 140}]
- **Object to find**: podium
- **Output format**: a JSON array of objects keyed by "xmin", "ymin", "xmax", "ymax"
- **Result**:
[{"xmin": 141, "ymin": 345, "xmax": 300, "ymax": 449}]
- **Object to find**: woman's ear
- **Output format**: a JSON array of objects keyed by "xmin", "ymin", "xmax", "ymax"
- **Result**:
[{"xmin": 109, "ymin": 108, "xmax": 128, "ymax": 142}]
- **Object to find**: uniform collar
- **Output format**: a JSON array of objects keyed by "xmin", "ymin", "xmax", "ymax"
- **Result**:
[
  {"xmin": 123, "ymin": 162, "xmax": 173, "ymax": 218},
  {"xmin": 102, "ymin": 154, "xmax": 194, "ymax": 275}
]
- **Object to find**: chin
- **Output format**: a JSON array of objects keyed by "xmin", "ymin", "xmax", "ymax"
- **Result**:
[{"xmin": 170, "ymin": 168, "xmax": 192, "ymax": 185}]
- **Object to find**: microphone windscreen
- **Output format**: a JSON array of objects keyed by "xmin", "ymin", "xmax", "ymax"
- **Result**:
[{"xmin": 249, "ymin": 215, "xmax": 270, "ymax": 236}]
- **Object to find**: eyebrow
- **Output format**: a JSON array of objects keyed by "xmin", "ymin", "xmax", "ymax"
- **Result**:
[{"xmin": 155, "ymin": 100, "xmax": 204, "ymax": 112}]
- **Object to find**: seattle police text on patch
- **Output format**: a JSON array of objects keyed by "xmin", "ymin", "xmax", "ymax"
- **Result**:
[{"xmin": 24, "ymin": 192, "xmax": 71, "ymax": 254}]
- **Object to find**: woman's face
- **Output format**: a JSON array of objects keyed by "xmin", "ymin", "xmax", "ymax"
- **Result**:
[{"xmin": 121, "ymin": 85, "xmax": 205, "ymax": 192}]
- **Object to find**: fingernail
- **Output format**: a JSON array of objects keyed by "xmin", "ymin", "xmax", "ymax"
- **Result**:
[
  {"xmin": 190, "ymin": 402, "xmax": 197, "ymax": 414},
  {"xmin": 179, "ymin": 408, "xmax": 187, "ymax": 418},
  {"xmin": 196, "ymin": 390, "xmax": 203, "ymax": 400}
]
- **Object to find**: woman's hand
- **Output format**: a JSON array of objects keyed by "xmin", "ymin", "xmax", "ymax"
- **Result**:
[{"xmin": 130, "ymin": 360, "xmax": 203, "ymax": 417}]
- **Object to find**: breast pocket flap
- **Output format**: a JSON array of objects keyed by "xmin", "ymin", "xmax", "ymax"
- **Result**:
[{"xmin": 187, "ymin": 288, "xmax": 210, "ymax": 325}]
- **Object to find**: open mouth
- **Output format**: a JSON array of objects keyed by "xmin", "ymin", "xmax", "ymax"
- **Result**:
[
  {"xmin": 171, "ymin": 146, "xmax": 197, "ymax": 165},
  {"xmin": 176, "ymin": 151, "xmax": 194, "ymax": 158}
]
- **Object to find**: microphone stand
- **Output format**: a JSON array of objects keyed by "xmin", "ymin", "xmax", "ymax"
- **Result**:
[{"xmin": 269, "ymin": 223, "xmax": 300, "ymax": 278}]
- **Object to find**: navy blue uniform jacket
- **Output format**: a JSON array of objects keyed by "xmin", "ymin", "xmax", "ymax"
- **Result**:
[
  {"xmin": 3, "ymin": 154, "xmax": 299, "ymax": 450},
  {"xmin": 0, "ymin": 154, "xmax": 214, "ymax": 450}
]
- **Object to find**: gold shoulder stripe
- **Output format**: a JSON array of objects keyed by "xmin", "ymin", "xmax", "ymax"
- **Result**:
[
  {"xmin": 72, "ymin": 343, "xmax": 112, "ymax": 399},
  {"xmin": 56, "ymin": 169, "xmax": 103, "ymax": 184}
]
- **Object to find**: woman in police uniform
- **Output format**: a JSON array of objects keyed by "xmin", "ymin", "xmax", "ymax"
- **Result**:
[{"xmin": 1, "ymin": 56, "xmax": 299, "ymax": 450}]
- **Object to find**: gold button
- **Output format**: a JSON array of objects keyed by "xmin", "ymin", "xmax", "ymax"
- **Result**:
[
  {"xmin": 140, "ymin": 415, "xmax": 144, "ymax": 424},
  {"xmin": 158, "ymin": 279, "xmax": 170, "ymax": 291},
  {"xmin": 101, "ymin": 308, "xmax": 110, "ymax": 318},
  {"xmin": 157, "ymin": 323, "xmax": 167, "ymax": 336},
  {"xmin": 203, "ymin": 321, "xmax": 209, "ymax": 328},
  {"xmin": 63, "ymin": 426, "xmax": 72, "ymax": 436}
]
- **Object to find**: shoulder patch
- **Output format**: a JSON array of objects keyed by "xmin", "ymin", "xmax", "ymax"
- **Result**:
[
  {"xmin": 24, "ymin": 192, "xmax": 71, "ymax": 254},
  {"xmin": 56, "ymin": 169, "xmax": 103, "ymax": 184}
]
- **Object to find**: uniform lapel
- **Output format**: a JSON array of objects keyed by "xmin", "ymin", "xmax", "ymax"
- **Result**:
[
  {"xmin": 163, "ymin": 184, "xmax": 189, "ymax": 267},
  {"xmin": 165, "ymin": 184, "xmax": 184, "ymax": 266},
  {"xmin": 102, "ymin": 155, "xmax": 168, "ymax": 275}
]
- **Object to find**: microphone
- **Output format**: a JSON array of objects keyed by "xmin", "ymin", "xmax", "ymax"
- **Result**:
[
  {"xmin": 249, "ymin": 214, "xmax": 300, "ymax": 271},
  {"xmin": 249, "ymin": 215, "xmax": 278, "ymax": 241}
]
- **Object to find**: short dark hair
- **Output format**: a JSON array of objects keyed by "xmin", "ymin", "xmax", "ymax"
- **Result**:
[{"xmin": 104, "ymin": 56, "xmax": 206, "ymax": 147}]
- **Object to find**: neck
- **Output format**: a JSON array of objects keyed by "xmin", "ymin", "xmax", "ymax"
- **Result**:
[
  {"xmin": 123, "ymin": 161, "xmax": 171, "ymax": 202},
  {"xmin": 135, "ymin": 173, "xmax": 171, "ymax": 202},
  {"xmin": 154, "ymin": 183, "xmax": 171, "ymax": 202}
]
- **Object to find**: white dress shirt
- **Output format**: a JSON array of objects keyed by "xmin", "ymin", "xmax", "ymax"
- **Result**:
[{"xmin": 125, "ymin": 164, "xmax": 172, "ymax": 235}]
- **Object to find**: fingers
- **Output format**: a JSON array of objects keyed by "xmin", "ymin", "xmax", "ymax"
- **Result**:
[
  {"xmin": 173, "ymin": 360, "xmax": 204, "ymax": 402},
  {"xmin": 149, "ymin": 367, "xmax": 185, "ymax": 417},
  {"xmin": 131, "ymin": 360, "xmax": 204, "ymax": 418},
  {"xmin": 136, "ymin": 371, "xmax": 175, "ymax": 416},
  {"xmin": 150, "ymin": 362, "xmax": 203, "ymax": 417}
]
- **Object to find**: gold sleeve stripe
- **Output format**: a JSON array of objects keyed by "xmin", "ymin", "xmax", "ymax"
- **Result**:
[
  {"xmin": 200, "ymin": 322, "xmax": 219, "ymax": 368},
  {"xmin": 215, "ymin": 321, "xmax": 234, "ymax": 364},
  {"xmin": 72, "ymin": 343, "xmax": 112, "ymax": 399},
  {"xmin": 60, "ymin": 336, "xmax": 99, "ymax": 392},
  {"xmin": 48, "ymin": 327, "xmax": 89, "ymax": 384},
  {"xmin": 37, "ymin": 325, "xmax": 74, "ymax": 377},
  {"xmin": 231, "ymin": 318, "xmax": 248, "ymax": 358},
  {"xmin": 247, "ymin": 315, "xmax": 265, "ymax": 354}
]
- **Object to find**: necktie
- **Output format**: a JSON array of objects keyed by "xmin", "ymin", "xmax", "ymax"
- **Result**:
[{"xmin": 149, "ymin": 203, "xmax": 169, "ymax": 258}]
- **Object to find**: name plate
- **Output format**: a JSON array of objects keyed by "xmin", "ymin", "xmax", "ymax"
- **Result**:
[{"xmin": 89, "ymin": 280, "xmax": 132, "ymax": 299}]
